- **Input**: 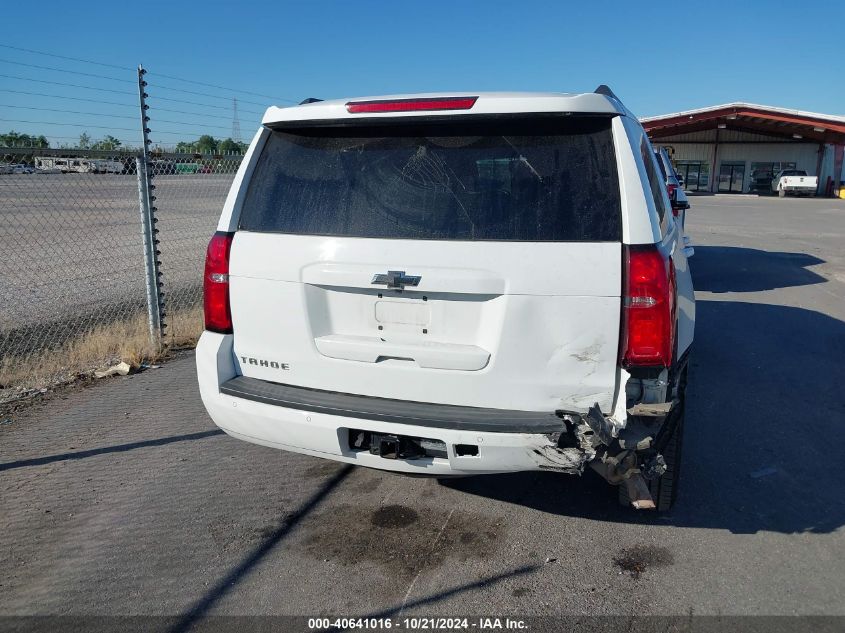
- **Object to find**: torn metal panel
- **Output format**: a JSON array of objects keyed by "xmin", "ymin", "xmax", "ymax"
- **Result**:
[
  {"xmin": 624, "ymin": 475, "xmax": 656, "ymax": 510},
  {"xmin": 627, "ymin": 400, "xmax": 678, "ymax": 417},
  {"xmin": 617, "ymin": 416, "xmax": 663, "ymax": 450},
  {"xmin": 585, "ymin": 404, "xmax": 616, "ymax": 445},
  {"xmin": 532, "ymin": 445, "xmax": 592, "ymax": 473},
  {"xmin": 542, "ymin": 371, "xmax": 675, "ymax": 505},
  {"xmin": 528, "ymin": 415, "xmax": 597, "ymax": 474}
]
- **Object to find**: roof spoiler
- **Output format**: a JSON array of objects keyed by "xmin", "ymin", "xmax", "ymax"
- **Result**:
[
  {"xmin": 594, "ymin": 85, "xmax": 619, "ymax": 100},
  {"xmin": 299, "ymin": 98, "xmax": 323, "ymax": 105}
]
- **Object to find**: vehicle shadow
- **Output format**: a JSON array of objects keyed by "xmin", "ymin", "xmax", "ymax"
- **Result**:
[
  {"xmin": 0, "ymin": 429, "xmax": 224, "ymax": 472},
  {"xmin": 443, "ymin": 300, "xmax": 845, "ymax": 535},
  {"xmin": 690, "ymin": 246, "xmax": 826, "ymax": 293}
]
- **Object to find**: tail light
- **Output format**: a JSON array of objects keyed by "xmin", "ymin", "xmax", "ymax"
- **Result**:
[
  {"xmin": 666, "ymin": 182, "xmax": 677, "ymax": 200},
  {"xmin": 203, "ymin": 231, "xmax": 234, "ymax": 333},
  {"xmin": 620, "ymin": 245, "xmax": 676, "ymax": 368},
  {"xmin": 666, "ymin": 183, "xmax": 682, "ymax": 216},
  {"xmin": 346, "ymin": 96, "xmax": 478, "ymax": 113}
]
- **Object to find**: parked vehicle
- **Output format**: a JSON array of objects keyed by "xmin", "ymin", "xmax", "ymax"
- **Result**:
[
  {"xmin": 771, "ymin": 169, "xmax": 817, "ymax": 197},
  {"xmin": 34, "ymin": 157, "xmax": 93, "ymax": 173},
  {"xmin": 196, "ymin": 88, "xmax": 696, "ymax": 511},
  {"xmin": 654, "ymin": 147, "xmax": 694, "ymax": 257},
  {"xmin": 175, "ymin": 162, "xmax": 200, "ymax": 174},
  {"xmin": 9, "ymin": 163, "xmax": 35, "ymax": 174},
  {"xmin": 150, "ymin": 159, "xmax": 177, "ymax": 175},
  {"xmin": 88, "ymin": 159, "xmax": 124, "ymax": 174}
]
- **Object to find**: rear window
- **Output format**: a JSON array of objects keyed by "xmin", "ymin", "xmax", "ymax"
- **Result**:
[{"xmin": 239, "ymin": 117, "xmax": 621, "ymax": 241}]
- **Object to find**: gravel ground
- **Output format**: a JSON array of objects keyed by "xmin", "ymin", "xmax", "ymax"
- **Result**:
[{"xmin": 1, "ymin": 195, "xmax": 844, "ymax": 627}]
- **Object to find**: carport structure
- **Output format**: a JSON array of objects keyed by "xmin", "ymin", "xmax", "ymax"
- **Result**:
[{"xmin": 642, "ymin": 103, "xmax": 845, "ymax": 195}]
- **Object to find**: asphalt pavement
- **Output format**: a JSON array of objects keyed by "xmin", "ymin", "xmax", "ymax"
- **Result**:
[{"xmin": 1, "ymin": 195, "xmax": 844, "ymax": 623}]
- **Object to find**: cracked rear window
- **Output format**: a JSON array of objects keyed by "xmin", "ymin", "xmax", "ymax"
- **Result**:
[{"xmin": 239, "ymin": 117, "xmax": 621, "ymax": 241}]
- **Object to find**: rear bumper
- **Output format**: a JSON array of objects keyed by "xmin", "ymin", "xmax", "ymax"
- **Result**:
[{"xmin": 197, "ymin": 332, "xmax": 582, "ymax": 476}]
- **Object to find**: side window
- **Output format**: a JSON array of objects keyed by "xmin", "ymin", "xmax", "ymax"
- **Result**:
[{"xmin": 640, "ymin": 136, "xmax": 671, "ymax": 236}]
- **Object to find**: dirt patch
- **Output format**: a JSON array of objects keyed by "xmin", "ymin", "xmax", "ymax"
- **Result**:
[
  {"xmin": 372, "ymin": 504, "xmax": 419, "ymax": 528},
  {"xmin": 302, "ymin": 503, "xmax": 504, "ymax": 578},
  {"xmin": 613, "ymin": 545, "xmax": 674, "ymax": 579}
]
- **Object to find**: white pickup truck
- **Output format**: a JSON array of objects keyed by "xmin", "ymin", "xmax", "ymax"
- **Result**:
[{"xmin": 771, "ymin": 169, "xmax": 817, "ymax": 197}]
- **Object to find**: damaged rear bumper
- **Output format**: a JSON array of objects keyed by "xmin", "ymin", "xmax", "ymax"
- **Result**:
[{"xmin": 198, "ymin": 332, "xmax": 678, "ymax": 490}]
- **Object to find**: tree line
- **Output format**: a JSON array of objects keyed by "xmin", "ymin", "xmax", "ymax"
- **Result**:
[
  {"xmin": 174, "ymin": 135, "xmax": 248, "ymax": 154},
  {"xmin": 2, "ymin": 131, "xmax": 248, "ymax": 154}
]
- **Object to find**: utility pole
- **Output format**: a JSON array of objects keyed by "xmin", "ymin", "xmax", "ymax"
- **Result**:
[
  {"xmin": 135, "ymin": 64, "xmax": 166, "ymax": 350},
  {"xmin": 231, "ymin": 97, "xmax": 241, "ymax": 144}
]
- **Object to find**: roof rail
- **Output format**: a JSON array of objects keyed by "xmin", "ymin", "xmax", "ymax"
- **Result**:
[
  {"xmin": 594, "ymin": 85, "xmax": 619, "ymax": 100},
  {"xmin": 299, "ymin": 97, "xmax": 323, "ymax": 105}
]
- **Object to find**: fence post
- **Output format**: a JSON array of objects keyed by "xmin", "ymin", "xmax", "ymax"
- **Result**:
[{"xmin": 135, "ymin": 65, "xmax": 165, "ymax": 350}]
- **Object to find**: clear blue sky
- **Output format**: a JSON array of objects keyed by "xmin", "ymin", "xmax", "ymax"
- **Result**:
[{"xmin": 1, "ymin": 0, "xmax": 842, "ymax": 147}]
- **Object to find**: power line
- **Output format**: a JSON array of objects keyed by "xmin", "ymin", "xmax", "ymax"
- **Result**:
[
  {"xmin": 0, "ymin": 104, "xmax": 237, "ymax": 131},
  {"xmin": 0, "ymin": 74, "xmax": 264, "ymax": 114},
  {"xmin": 147, "ymin": 82, "xmax": 269, "ymax": 108},
  {"xmin": 0, "ymin": 104, "xmax": 135, "ymax": 119},
  {"xmin": 150, "ymin": 94, "xmax": 264, "ymax": 116},
  {"xmin": 152, "ymin": 119, "xmax": 234, "ymax": 132},
  {"xmin": 0, "ymin": 58, "xmax": 132, "ymax": 83},
  {"xmin": 0, "ymin": 42, "xmax": 297, "ymax": 103},
  {"xmin": 0, "ymin": 90, "xmax": 239, "ymax": 120},
  {"xmin": 0, "ymin": 74, "xmax": 135, "ymax": 95},
  {"xmin": 0, "ymin": 118, "xmax": 137, "ymax": 132},
  {"xmin": 151, "ymin": 71, "xmax": 297, "ymax": 103},
  {"xmin": 0, "ymin": 43, "xmax": 130, "ymax": 70},
  {"xmin": 153, "ymin": 106, "xmax": 244, "ymax": 121},
  {"xmin": 0, "ymin": 88, "xmax": 135, "ymax": 108},
  {"xmin": 40, "ymin": 135, "xmax": 139, "ymax": 144}
]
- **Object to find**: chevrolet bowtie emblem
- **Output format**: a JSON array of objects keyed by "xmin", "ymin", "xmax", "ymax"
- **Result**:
[{"xmin": 371, "ymin": 270, "xmax": 421, "ymax": 289}]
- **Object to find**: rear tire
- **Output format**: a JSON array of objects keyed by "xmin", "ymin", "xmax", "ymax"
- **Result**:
[{"xmin": 618, "ymin": 394, "xmax": 685, "ymax": 512}]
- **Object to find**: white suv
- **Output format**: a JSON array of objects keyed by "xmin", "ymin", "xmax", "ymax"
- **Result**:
[{"xmin": 196, "ymin": 87, "xmax": 695, "ymax": 510}]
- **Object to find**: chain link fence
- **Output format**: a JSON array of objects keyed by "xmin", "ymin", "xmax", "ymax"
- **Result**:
[
  {"xmin": 0, "ymin": 147, "xmax": 243, "ymax": 402},
  {"xmin": 151, "ymin": 155, "xmax": 242, "ymax": 328}
]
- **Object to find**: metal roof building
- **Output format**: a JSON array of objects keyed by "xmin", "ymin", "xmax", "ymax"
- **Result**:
[{"xmin": 641, "ymin": 103, "xmax": 845, "ymax": 196}]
